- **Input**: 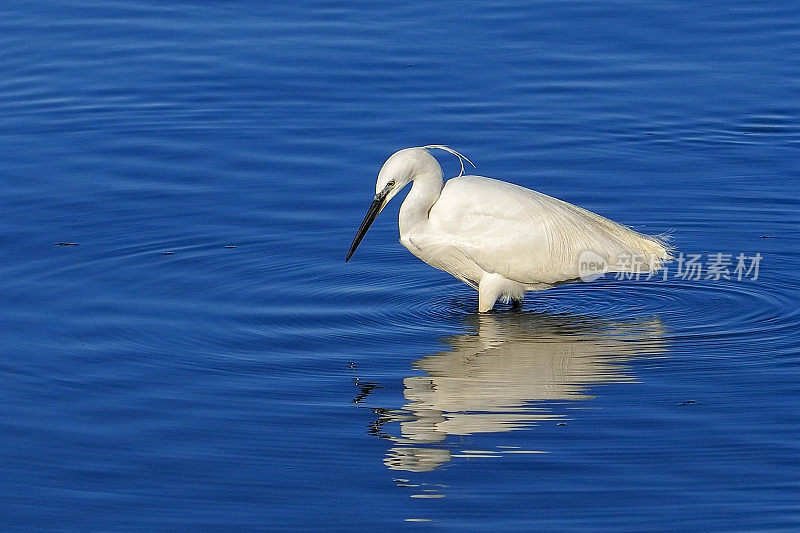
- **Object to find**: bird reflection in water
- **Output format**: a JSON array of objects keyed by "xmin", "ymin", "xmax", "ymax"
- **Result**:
[{"xmin": 362, "ymin": 312, "xmax": 666, "ymax": 472}]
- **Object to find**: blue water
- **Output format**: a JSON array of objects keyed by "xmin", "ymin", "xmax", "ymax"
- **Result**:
[{"xmin": 1, "ymin": 1, "xmax": 799, "ymax": 530}]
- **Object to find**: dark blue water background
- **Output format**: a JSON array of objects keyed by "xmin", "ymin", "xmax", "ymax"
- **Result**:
[{"xmin": 1, "ymin": 1, "xmax": 799, "ymax": 530}]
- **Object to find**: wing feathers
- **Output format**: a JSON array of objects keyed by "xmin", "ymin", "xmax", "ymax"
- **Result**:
[{"xmin": 430, "ymin": 176, "xmax": 671, "ymax": 285}]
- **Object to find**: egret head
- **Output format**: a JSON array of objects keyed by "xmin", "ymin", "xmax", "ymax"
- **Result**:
[
  {"xmin": 374, "ymin": 147, "xmax": 439, "ymax": 204},
  {"xmin": 346, "ymin": 146, "xmax": 474, "ymax": 262}
]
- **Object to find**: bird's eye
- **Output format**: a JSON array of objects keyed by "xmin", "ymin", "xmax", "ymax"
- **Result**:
[{"xmin": 387, "ymin": 179, "xmax": 396, "ymax": 187}]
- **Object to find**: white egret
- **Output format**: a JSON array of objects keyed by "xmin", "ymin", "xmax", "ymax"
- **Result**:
[{"xmin": 346, "ymin": 146, "xmax": 671, "ymax": 312}]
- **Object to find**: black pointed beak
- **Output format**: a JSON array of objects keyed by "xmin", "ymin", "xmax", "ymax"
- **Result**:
[{"xmin": 346, "ymin": 189, "xmax": 389, "ymax": 262}]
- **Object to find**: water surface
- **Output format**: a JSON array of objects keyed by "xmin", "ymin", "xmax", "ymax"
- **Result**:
[{"xmin": 1, "ymin": 1, "xmax": 799, "ymax": 530}]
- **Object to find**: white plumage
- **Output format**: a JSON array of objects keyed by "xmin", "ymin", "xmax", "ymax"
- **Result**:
[{"xmin": 346, "ymin": 146, "xmax": 671, "ymax": 312}]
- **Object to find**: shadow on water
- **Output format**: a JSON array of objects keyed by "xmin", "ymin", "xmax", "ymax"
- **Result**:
[{"xmin": 364, "ymin": 311, "xmax": 667, "ymax": 472}]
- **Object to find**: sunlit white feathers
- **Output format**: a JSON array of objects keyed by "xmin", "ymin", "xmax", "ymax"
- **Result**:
[{"xmin": 347, "ymin": 146, "xmax": 672, "ymax": 312}]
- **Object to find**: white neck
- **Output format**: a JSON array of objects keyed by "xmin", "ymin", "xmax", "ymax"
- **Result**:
[{"xmin": 398, "ymin": 167, "xmax": 444, "ymax": 237}]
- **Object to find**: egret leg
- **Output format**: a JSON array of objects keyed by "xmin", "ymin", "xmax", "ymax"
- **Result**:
[
  {"xmin": 511, "ymin": 298, "xmax": 523, "ymax": 311},
  {"xmin": 478, "ymin": 272, "xmax": 505, "ymax": 313}
]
